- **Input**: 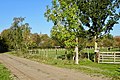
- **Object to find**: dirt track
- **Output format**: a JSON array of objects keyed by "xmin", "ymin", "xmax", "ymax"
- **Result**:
[{"xmin": 0, "ymin": 54, "xmax": 109, "ymax": 80}]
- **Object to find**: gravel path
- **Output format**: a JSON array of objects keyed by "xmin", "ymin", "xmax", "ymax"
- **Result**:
[{"xmin": 0, "ymin": 54, "xmax": 109, "ymax": 80}]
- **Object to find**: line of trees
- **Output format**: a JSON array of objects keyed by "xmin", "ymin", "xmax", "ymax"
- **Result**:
[{"xmin": 0, "ymin": 17, "xmax": 59, "ymax": 53}]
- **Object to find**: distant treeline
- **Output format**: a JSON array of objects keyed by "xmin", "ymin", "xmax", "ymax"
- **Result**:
[{"xmin": 0, "ymin": 17, "xmax": 61, "ymax": 53}]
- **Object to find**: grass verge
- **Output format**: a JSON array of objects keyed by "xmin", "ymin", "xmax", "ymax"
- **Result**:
[{"xmin": 0, "ymin": 63, "xmax": 13, "ymax": 80}]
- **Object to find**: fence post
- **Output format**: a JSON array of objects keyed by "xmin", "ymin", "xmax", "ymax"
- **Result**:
[
  {"xmin": 55, "ymin": 49, "xmax": 57, "ymax": 59},
  {"xmin": 95, "ymin": 50, "xmax": 99, "ymax": 63},
  {"xmin": 114, "ymin": 52, "xmax": 115, "ymax": 63},
  {"xmin": 102, "ymin": 53, "xmax": 103, "ymax": 63},
  {"xmin": 98, "ymin": 52, "xmax": 100, "ymax": 63}
]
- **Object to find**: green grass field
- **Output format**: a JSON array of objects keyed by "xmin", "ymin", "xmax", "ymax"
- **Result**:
[
  {"xmin": 82, "ymin": 47, "xmax": 120, "ymax": 53},
  {"xmin": 0, "ymin": 63, "xmax": 13, "ymax": 80},
  {"xmin": 9, "ymin": 48, "xmax": 120, "ymax": 80}
]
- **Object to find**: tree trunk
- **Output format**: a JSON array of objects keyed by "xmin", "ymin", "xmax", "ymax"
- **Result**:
[
  {"xmin": 94, "ymin": 36, "xmax": 98, "ymax": 52},
  {"xmin": 94, "ymin": 36, "xmax": 99, "ymax": 63},
  {"xmin": 75, "ymin": 37, "xmax": 79, "ymax": 64}
]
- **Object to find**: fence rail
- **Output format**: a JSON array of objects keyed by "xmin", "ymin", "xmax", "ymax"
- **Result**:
[
  {"xmin": 98, "ymin": 52, "xmax": 120, "ymax": 64},
  {"xmin": 28, "ymin": 49, "xmax": 66, "ymax": 54}
]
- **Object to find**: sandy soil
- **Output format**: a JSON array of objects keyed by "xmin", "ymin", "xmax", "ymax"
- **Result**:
[{"xmin": 0, "ymin": 54, "xmax": 109, "ymax": 80}]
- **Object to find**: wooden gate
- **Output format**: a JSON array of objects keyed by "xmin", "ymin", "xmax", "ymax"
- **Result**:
[{"xmin": 98, "ymin": 52, "xmax": 120, "ymax": 64}]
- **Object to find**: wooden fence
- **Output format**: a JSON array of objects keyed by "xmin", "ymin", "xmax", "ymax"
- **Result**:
[
  {"xmin": 27, "ymin": 49, "xmax": 66, "ymax": 59},
  {"xmin": 98, "ymin": 52, "xmax": 120, "ymax": 64},
  {"xmin": 28, "ymin": 49, "xmax": 66, "ymax": 54}
]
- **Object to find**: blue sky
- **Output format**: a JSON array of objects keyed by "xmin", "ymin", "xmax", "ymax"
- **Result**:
[
  {"xmin": 0, "ymin": 0, "xmax": 120, "ymax": 36},
  {"xmin": 0, "ymin": 0, "xmax": 53, "ymax": 35}
]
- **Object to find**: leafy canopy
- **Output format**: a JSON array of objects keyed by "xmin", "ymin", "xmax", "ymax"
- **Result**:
[{"xmin": 45, "ymin": 0, "xmax": 120, "ymax": 39}]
